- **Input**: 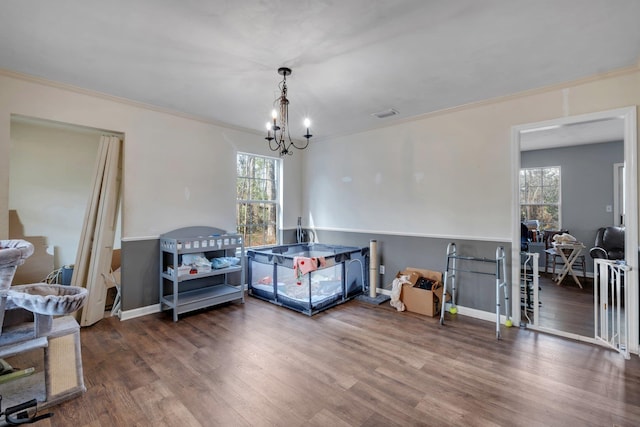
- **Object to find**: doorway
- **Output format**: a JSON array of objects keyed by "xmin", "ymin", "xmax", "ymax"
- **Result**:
[
  {"xmin": 8, "ymin": 115, "xmax": 123, "ymax": 320},
  {"xmin": 511, "ymin": 107, "xmax": 638, "ymax": 354}
]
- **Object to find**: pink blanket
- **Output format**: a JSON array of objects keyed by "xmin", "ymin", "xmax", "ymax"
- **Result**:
[{"xmin": 293, "ymin": 256, "xmax": 326, "ymax": 285}]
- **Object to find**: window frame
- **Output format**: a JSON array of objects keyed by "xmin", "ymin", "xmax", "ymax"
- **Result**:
[
  {"xmin": 236, "ymin": 152, "xmax": 282, "ymax": 248},
  {"xmin": 519, "ymin": 165, "xmax": 562, "ymax": 231}
]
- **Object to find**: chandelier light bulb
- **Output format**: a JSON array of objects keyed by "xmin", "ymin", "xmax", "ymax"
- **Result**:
[
  {"xmin": 304, "ymin": 118, "xmax": 311, "ymax": 128},
  {"xmin": 271, "ymin": 109, "xmax": 278, "ymax": 119},
  {"xmin": 266, "ymin": 122, "xmax": 272, "ymax": 131}
]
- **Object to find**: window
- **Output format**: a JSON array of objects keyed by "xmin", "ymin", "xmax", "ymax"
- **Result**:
[
  {"xmin": 520, "ymin": 166, "xmax": 561, "ymax": 230},
  {"xmin": 236, "ymin": 153, "xmax": 281, "ymax": 247}
]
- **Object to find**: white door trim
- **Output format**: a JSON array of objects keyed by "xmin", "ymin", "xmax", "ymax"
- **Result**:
[
  {"xmin": 613, "ymin": 162, "xmax": 624, "ymax": 226},
  {"xmin": 511, "ymin": 106, "xmax": 638, "ymax": 355}
]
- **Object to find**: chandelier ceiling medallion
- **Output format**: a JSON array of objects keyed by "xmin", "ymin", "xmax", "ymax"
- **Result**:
[{"xmin": 265, "ymin": 67, "xmax": 312, "ymax": 156}]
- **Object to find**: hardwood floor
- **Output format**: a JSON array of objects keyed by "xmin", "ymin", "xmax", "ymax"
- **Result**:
[
  {"xmin": 534, "ymin": 273, "xmax": 595, "ymax": 337},
  {"xmin": 6, "ymin": 295, "xmax": 640, "ymax": 426}
]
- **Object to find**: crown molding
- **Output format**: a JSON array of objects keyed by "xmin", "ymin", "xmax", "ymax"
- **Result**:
[
  {"xmin": 318, "ymin": 63, "xmax": 640, "ymax": 142},
  {"xmin": 0, "ymin": 68, "xmax": 263, "ymax": 137}
]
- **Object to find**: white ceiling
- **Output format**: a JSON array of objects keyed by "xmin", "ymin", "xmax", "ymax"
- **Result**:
[
  {"xmin": 520, "ymin": 117, "xmax": 625, "ymax": 151},
  {"xmin": 1, "ymin": 1, "xmax": 640, "ymax": 141}
]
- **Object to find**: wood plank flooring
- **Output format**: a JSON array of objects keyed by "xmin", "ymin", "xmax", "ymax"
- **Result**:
[
  {"xmin": 6, "ymin": 295, "xmax": 640, "ymax": 426},
  {"xmin": 535, "ymin": 273, "xmax": 595, "ymax": 336}
]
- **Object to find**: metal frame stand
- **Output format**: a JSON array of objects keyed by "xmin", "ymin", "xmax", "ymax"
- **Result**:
[{"xmin": 440, "ymin": 243, "xmax": 511, "ymax": 339}]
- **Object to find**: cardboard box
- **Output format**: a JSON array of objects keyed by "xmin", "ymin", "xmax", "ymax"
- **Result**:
[
  {"xmin": 9, "ymin": 210, "xmax": 55, "ymax": 284},
  {"xmin": 398, "ymin": 267, "xmax": 449, "ymax": 317}
]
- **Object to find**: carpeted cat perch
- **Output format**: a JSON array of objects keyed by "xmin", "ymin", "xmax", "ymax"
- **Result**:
[
  {"xmin": 0, "ymin": 239, "xmax": 88, "ymax": 418},
  {"xmin": 355, "ymin": 240, "xmax": 390, "ymax": 305}
]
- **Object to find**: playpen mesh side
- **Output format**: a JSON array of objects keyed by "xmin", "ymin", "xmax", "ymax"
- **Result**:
[
  {"xmin": 247, "ymin": 244, "xmax": 367, "ymax": 315},
  {"xmin": 344, "ymin": 251, "xmax": 367, "ymax": 298}
]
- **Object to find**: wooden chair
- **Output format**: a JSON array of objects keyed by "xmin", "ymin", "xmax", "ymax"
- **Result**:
[{"xmin": 543, "ymin": 230, "xmax": 566, "ymax": 273}]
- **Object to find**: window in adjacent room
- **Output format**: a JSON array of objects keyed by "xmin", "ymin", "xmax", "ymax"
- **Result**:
[
  {"xmin": 519, "ymin": 166, "xmax": 561, "ymax": 230},
  {"xmin": 236, "ymin": 153, "xmax": 281, "ymax": 247}
]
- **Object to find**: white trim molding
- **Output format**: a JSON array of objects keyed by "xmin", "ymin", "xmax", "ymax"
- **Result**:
[
  {"xmin": 119, "ymin": 304, "xmax": 161, "ymax": 321},
  {"xmin": 310, "ymin": 226, "xmax": 511, "ymax": 243},
  {"xmin": 511, "ymin": 106, "xmax": 638, "ymax": 355}
]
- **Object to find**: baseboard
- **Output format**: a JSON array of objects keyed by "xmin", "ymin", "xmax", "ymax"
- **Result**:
[
  {"xmin": 372, "ymin": 289, "xmax": 509, "ymax": 325},
  {"xmin": 446, "ymin": 304, "xmax": 511, "ymax": 325},
  {"xmin": 119, "ymin": 304, "xmax": 161, "ymax": 321},
  {"xmin": 119, "ymin": 285, "xmax": 251, "ymax": 321},
  {"xmin": 116, "ymin": 289, "xmax": 502, "ymax": 323}
]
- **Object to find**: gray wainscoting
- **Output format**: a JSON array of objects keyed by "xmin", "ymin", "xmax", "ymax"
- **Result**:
[
  {"xmin": 120, "ymin": 230, "xmax": 512, "ymax": 315},
  {"xmin": 121, "ymin": 238, "xmax": 160, "ymax": 311},
  {"xmin": 310, "ymin": 229, "xmax": 512, "ymax": 313}
]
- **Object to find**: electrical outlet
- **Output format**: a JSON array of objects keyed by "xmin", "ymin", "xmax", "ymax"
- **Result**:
[
  {"xmin": 379, "ymin": 265, "xmax": 385, "ymax": 275},
  {"xmin": 606, "ymin": 205, "xmax": 613, "ymax": 213}
]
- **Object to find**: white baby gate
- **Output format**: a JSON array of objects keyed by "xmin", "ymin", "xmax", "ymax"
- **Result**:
[{"xmin": 594, "ymin": 259, "xmax": 630, "ymax": 359}]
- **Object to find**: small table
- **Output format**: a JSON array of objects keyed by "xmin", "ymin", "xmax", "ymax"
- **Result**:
[{"xmin": 552, "ymin": 242, "xmax": 586, "ymax": 288}]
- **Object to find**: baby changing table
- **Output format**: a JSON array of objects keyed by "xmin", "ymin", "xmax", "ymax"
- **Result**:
[{"xmin": 159, "ymin": 226, "xmax": 245, "ymax": 322}]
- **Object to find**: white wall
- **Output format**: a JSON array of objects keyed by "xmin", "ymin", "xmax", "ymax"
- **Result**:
[
  {"xmin": 9, "ymin": 119, "xmax": 100, "ymax": 267},
  {"xmin": 0, "ymin": 71, "xmax": 304, "ymax": 240},
  {"xmin": 304, "ymin": 68, "xmax": 640, "ymax": 241}
]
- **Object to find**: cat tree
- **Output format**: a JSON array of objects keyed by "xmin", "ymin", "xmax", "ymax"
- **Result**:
[{"xmin": 0, "ymin": 239, "xmax": 88, "ymax": 412}]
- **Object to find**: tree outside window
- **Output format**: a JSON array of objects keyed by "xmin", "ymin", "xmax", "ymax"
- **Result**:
[
  {"xmin": 237, "ymin": 153, "xmax": 280, "ymax": 247},
  {"xmin": 519, "ymin": 166, "xmax": 561, "ymax": 230}
]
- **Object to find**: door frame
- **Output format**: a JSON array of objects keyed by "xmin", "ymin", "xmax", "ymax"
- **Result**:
[
  {"xmin": 614, "ymin": 162, "xmax": 624, "ymax": 226},
  {"xmin": 510, "ymin": 106, "xmax": 638, "ymax": 354}
]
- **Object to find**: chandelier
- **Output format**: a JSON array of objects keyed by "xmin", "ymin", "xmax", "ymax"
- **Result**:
[{"xmin": 265, "ymin": 67, "xmax": 312, "ymax": 156}]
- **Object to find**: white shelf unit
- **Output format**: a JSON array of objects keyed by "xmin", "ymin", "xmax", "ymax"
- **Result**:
[{"xmin": 159, "ymin": 226, "xmax": 245, "ymax": 322}]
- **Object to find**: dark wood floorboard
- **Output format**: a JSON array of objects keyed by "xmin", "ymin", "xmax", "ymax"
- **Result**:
[
  {"xmin": 7, "ymin": 295, "xmax": 640, "ymax": 426},
  {"xmin": 533, "ymin": 273, "xmax": 595, "ymax": 337}
]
